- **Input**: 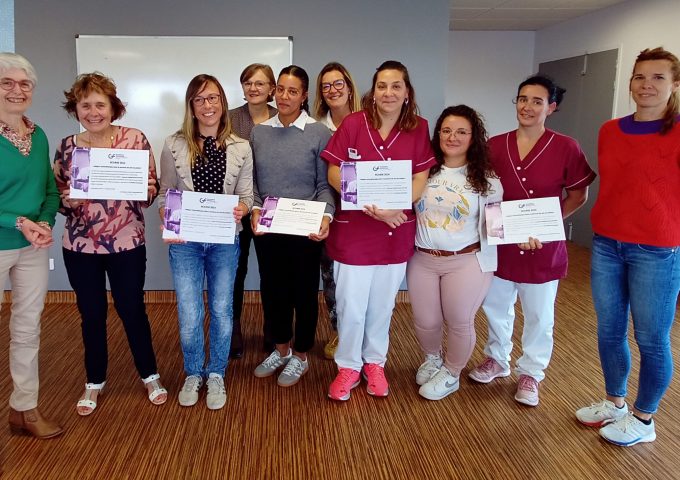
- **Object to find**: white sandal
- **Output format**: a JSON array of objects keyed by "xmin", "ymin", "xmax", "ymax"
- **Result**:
[
  {"xmin": 76, "ymin": 381, "xmax": 106, "ymax": 416},
  {"xmin": 142, "ymin": 374, "xmax": 168, "ymax": 405}
]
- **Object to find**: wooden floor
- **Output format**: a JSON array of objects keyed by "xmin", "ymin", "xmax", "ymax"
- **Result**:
[{"xmin": 1, "ymin": 244, "xmax": 679, "ymax": 479}]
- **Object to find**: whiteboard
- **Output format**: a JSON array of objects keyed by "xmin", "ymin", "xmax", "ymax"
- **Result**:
[
  {"xmin": 76, "ymin": 35, "xmax": 293, "ymax": 165},
  {"xmin": 75, "ymin": 35, "xmax": 292, "ymax": 290}
]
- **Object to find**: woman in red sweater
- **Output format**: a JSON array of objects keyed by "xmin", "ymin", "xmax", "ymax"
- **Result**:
[{"xmin": 576, "ymin": 47, "xmax": 680, "ymax": 447}]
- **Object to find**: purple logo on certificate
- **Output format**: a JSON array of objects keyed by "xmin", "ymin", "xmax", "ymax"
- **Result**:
[
  {"xmin": 340, "ymin": 162, "xmax": 357, "ymax": 205},
  {"xmin": 259, "ymin": 196, "xmax": 279, "ymax": 229},
  {"xmin": 485, "ymin": 202, "xmax": 504, "ymax": 239},
  {"xmin": 164, "ymin": 189, "xmax": 183, "ymax": 234},
  {"xmin": 71, "ymin": 148, "xmax": 91, "ymax": 193}
]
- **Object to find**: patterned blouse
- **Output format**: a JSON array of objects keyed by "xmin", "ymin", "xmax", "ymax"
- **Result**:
[{"xmin": 53, "ymin": 126, "xmax": 158, "ymax": 254}]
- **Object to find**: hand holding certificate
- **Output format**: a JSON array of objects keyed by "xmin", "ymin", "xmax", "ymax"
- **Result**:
[
  {"xmin": 340, "ymin": 160, "xmax": 412, "ymax": 210},
  {"xmin": 162, "ymin": 190, "xmax": 238, "ymax": 244},
  {"xmin": 256, "ymin": 196, "xmax": 326, "ymax": 237},
  {"xmin": 70, "ymin": 147, "xmax": 149, "ymax": 200},
  {"xmin": 485, "ymin": 197, "xmax": 566, "ymax": 246}
]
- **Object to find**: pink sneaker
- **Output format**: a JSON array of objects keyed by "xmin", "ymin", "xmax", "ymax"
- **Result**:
[
  {"xmin": 468, "ymin": 357, "xmax": 511, "ymax": 384},
  {"xmin": 363, "ymin": 363, "xmax": 389, "ymax": 397},
  {"xmin": 328, "ymin": 368, "xmax": 361, "ymax": 401},
  {"xmin": 515, "ymin": 375, "xmax": 539, "ymax": 406}
]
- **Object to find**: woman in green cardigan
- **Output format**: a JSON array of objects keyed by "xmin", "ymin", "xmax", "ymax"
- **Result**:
[{"xmin": 0, "ymin": 52, "xmax": 62, "ymax": 439}]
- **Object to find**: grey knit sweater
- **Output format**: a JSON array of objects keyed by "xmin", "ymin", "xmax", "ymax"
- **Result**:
[{"xmin": 250, "ymin": 120, "xmax": 335, "ymax": 215}]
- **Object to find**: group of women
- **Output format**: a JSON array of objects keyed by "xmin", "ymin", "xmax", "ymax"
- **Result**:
[{"xmin": 0, "ymin": 46, "xmax": 677, "ymax": 448}]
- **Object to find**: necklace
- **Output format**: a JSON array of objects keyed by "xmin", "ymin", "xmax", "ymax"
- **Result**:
[{"xmin": 83, "ymin": 126, "xmax": 116, "ymax": 148}]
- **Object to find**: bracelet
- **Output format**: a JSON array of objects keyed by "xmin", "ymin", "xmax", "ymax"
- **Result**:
[
  {"xmin": 15, "ymin": 216, "xmax": 26, "ymax": 231},
  {"xmin": 37, "ymin": 221, "xmax": 52, "ymax": 231}
]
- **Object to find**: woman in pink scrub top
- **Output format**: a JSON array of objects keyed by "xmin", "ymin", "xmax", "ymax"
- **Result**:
[
  {"xmin": 322, "ymin": 60, "xmax": 436, "ymax": 401},
  {"xmin": 468, "ymin": 74, "xmax": 596, "ymax": 407}
]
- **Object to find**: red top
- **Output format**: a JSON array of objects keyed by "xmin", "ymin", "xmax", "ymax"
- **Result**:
[
  {"xmin": 490, "ymin": 129, "xmax": 596, "ymax": 283},
  {"xmin": 321, "ymin": 111, "xmax": 436, "ymax": 265},
  {"xmin": 591, "ymin": 117, "xmax": 680, "ymax": 247}
]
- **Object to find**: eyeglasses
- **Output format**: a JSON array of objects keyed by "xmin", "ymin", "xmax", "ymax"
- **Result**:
[
  {"xmin": 0, "ymin": 78, "xmax": 35, "ymax": 92},
  {"xmin": 275, "ymin": 85, "xmax": 302, "ymax": 98},
  {"xmin": 243, "ymin": 81, "xmax": 269, "ymax": 90},
  {"xmin": 513, "ymin": 96, "xmax": 545, "ymax": 107},
  {"xmin": 321, "ymin": 79, "xmax": 345, "ymax": 93},
  {"xmin": 192, "ymin": 94, "xmax": 221, "ymax": 106},
  {"xmin": 440, "ymin": 128, "xmax": 472, "ymax": 138}
]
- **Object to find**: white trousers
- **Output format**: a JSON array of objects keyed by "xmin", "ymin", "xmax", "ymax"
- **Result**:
[
  {"xmin": 333, "ymin": 261, "xmax": 406, "ymax": 371},
  {"xmin": 481, "ymin": 276, "xmax": 559, "ymax": 382},
  {"xmin": 0, "ymin": 246, "xmax": 49, "ymax": 410}
]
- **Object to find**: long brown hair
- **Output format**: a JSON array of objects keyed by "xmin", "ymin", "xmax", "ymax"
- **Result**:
[
  {"xmin": 179, "ymin": 74, "xmax": 232, "ymax": 166},
  {"xmin": 632, "ymin": 47, "xmax": 680, "ymax": 135},
  {"xmin": 430, "ymin": 105, "xmax": 496, "ymax": 196},
  {"xmin": 361, "ymin": 60, "xmax": 419, "ymax": 131}
]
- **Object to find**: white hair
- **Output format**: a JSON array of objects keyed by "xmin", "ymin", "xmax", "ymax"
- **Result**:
[{"xmin": 0, "ymin": 52, "xmax": 38, "ymax": 86}]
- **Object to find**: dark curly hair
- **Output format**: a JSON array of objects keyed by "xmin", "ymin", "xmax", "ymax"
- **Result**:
[{"xmin": 430, "ymin": 105, "xmax": 496, "ymax": 196}]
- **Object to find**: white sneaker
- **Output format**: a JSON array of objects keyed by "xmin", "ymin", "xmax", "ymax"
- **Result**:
[
  {"xmin": 416, "ymin": 354, "xmax": 443, "ymax": 386},
  {"xmin": 254, "ymin": 349, "xmax": 292, "ymax": 378},
  {"xmin": 599, "ymin": 413, "xmax": 656, "ymax": 447},
  {"xmin": 418, "ymin": 366, "xmax": 459, "ymax": 401},
  {"xmin": 206, "ymin": 373, "xmax": 227, "ymax": 410},
  {"xmin": 178, "ymin": 375, "xmax": 203, "ymax": 407},
  {"xmin": 576, "ymin": 400, "xmax": 628, "ymax": 427},
  {"xmin": 277, "ymin": 355, "xmax": 309, "ymax": 387}
]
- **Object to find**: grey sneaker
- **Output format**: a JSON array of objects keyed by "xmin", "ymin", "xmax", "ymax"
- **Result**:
[
  {"xmin": 416, "ymin": 354, "xmax": 443, "ymax": 386},
  {"xmin": 206, "ymin": 373, "xmax": 227, "ymax": 410},
  {"xmin": 178, "ymin": 375, "xmax": 203, "ymax": 407},
  {"xmin": 277, "ymin": 355, "xmax": 309, "ymax": 387},
  {"xmin": 419, "ymin": 366, "xmax": 460, "ymax": 400},
  {"xmin": 254, "ymin": 349, "xmax": 292, "ymax": 378}
]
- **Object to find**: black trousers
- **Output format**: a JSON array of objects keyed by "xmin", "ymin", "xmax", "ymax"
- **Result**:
[
  {"xmin": 253, "ymin": 234, "xmax": 322, "ymax": 353},
  {"xmin": 233, "ymin": 213, "xmax": 252, "ymax": 324},
  {"xmin": 63, "ymin": 246, "xmax": 158, "ymax": 383}
]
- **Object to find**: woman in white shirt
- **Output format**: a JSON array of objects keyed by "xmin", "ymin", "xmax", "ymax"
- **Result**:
[{"xmin": 407, "ymin": 105, "xmax": 503, "ymax": 400}]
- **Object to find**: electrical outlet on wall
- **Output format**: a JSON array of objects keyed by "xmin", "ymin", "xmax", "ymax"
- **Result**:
[{"xmin": 49, "ymin": 258, "xmax": 54, "ymax": 271}]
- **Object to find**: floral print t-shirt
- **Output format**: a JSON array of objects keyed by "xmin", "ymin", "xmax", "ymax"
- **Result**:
[{"xmin": 415, "ymin": 165, "xmax": 480, "ymax": 251}]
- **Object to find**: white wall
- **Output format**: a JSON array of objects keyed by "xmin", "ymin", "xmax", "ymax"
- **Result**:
[
  {"xmin": 534, "ymin": 0, "xmax": 680, "ymax": 120},
  {"xmin": 448, "ymin": 30, "xmax": 535, "ymax": 136}
]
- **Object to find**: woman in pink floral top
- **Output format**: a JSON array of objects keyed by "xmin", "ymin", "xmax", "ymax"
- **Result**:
[{"xmin": 53, "ymin": 72, "xmax": 167, "ymax": 416}]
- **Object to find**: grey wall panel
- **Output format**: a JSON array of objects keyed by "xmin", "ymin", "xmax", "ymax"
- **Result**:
[
  {"xmin": 15, "ymin": 0, "xmax": 449, "ymax": 290},
  {"xmin": 540, "ymin": 49, "xmax": 618, "ymax": 248}
]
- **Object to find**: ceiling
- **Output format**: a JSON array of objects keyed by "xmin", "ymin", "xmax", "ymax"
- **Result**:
[{"xmin": 450, "ymin": 0, "xmax": 630, "ymax": 31}]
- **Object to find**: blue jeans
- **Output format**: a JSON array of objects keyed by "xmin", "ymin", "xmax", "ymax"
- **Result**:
[
  {"xmin": 591, "ymin": 234, "xmax": 680, "ymax": 414},
  {"xmin": 169, "ymin": 240, "xmax": 239, "ymax": 377}
]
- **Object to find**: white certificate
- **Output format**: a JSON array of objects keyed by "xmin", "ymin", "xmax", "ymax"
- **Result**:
[
  {"xmin": 256, "ymin": 197, "xmax": 326, "ymax": 236},
  {"xmin": 340, "ymin": 160, "xmax": 412, "ymax": 210},
  {"xmin": 486, "ymin": 197, "xmax": 566, "ymax": 245},
  {"xmin": 162, "ymin": 190, "xmax": 238, "ymax": 244},
  {"xmin": 70, "ymin": 147, "xmax": 149, "ymax": 200}
]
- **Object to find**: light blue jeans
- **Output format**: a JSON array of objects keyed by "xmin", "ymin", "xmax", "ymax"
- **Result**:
[
  {"xmin": 591, "ymin": 234, "xmax": 680, "ymax": 414},
  {"xmin": 169, "ymin": 240, "xmax": 239, "ymax": 377}
]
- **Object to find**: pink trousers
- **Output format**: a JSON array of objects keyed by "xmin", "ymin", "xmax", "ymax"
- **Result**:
[{"xmin": 406, "ymin": 250, "xmax": 492, "ymax": 376}]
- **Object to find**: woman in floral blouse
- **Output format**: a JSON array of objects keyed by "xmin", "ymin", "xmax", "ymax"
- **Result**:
[{"xmin": 53, "ymin": 72, "xmax": 166, "ymax": 416}]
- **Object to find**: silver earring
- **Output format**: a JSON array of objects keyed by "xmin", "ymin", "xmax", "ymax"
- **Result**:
[{"xmin": 405, "ymin": 98, "xmax": 409, "ymax": 105}]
